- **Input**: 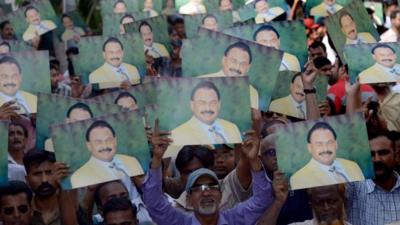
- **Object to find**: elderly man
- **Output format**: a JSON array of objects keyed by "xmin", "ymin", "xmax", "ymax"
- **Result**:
[
  {"xmin": 0, "ymin": 56, "xmax": 37, "ymax": 114},
  {"xmin": 339, "ymin": 10, "xmax": 377, "ymax": 45},
  {"xmin": 290, "ymin": 122, "xmax": 365, "ymax": 190},
  {"xmin": 170, "ymin": 81, "xmax": 241, "ymax": 145},
  {"xmin": 89, "ymin": 37, "xmax": 140, "ymax": 89},
  {"xmin": 359, "ymin": 44, "xmax": 400, "ymax": 84},
  {"xmin": 253, "ymin": 24, "xmax": 301, "ymax": 72},
  {"xmin": 269, "ymin": 73, "xmax": 306, "ymax": 119}
]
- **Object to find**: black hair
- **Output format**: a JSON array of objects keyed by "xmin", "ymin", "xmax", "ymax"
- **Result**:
[
  {"xmin": 24, "ymin": 6, "xmax": 38, "ymax": 17},
  {"xmin": 94, "ymin": 180, "xmax": 127, "ymax": 207},
  {"xmin": 23, "ymin": 149, "xmax": 55, "ymax": 174},
  {"xmin": 201, "ymin": 14, "xmax": 218, "ymax": 25},
  {"xmin": 313, "ymin": 56, "xmax": 331, "ymax": 69},
  {"xmin": 175, "ymin": 145, "xmax": 215, "ymax": 173},
  {"xmin": 371, "ymin": 43, "xmax": 396, "ymax": 54},
  {"xmin": 224, "ymin": 41, "xmax": 252, "ymax": 64},
  {"xmin": 190, "ymin": 81, "xmax": 221, "ymax": 101},
  {"xmin": 253, "ymin": 24, "xmax": 280, "ymax": 41},
  {"xmin": 85, "ymin": 120, "xmax": 116, "ymax": 142},
  {"xmin": 308, "ymin": 40, "xmax": 326, "ymax": 52},
  {"xmin": 66, "ymin": 102, "xmax": 93, "ymax": 119},
  {"xmin": 113, "ymin": 0, "xmax": 127, "ymax": 8},
  {"xmin": 307, "ymin": 122, "xmax": 337, "ymax": 143},
  {"xmin": 0, "ymin": 20, "xmax": 10, "ymax": 30},
  {"xmin": 102, "ymin": 37, "xmax": 124, "ymax": 51},
  {"xmin": 102, "ymin": 197, "xmax": 137, "ymax": 222},
  {"xmin": 61, "ymin": 14, "xmax": 72, "ymax": 22},
  {"xmin": 120, "ymin": 14, "xmax": 135, "ymax": 24},
  {"xmin": 0, "ymin": 56, "xmax": 21, "ymax": 73},
  {"xmin": 0, "ymin": 181, "xmax": 33, "ymax": 209},
  {"xmin": 138, "ymin": 21, "xmax": 152, "ymax": 32},
  {"xmin": 338, "ymin": 10, "xmax": 354, "ymax": 27},
  {"xmin": 9, "ymin": 121, "xmax": 28, "ymax": 138},
  {"xmin": 219, "ymin": 0, "xmax": 232, "ymax": 5},
  {"xmin": 291, "ymin": 72, "xmax": 302, "ymax": 83},
  {"xmin": 114, "ymin": 92, "xmax": 137, "ymax": 104}
]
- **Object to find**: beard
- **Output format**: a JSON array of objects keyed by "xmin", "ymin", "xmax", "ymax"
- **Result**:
[
  {"xmin": 34, "ymin": 182, "xmax": 57, "ymax": 198},
  {"xmin": 197, "ymin": 199, "xmax": 219, "ymax": 216}
]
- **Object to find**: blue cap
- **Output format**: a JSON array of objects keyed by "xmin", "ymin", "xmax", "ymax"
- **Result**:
[{"xmin": 185, "ymin": 168, "xmax": 219, "ymax": 193}]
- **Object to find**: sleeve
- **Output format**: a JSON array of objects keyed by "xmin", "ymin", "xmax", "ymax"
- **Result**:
[
  {"xmin": 345, "ymin": 182, "xmax": 361, "ymax": 225},
  {"xmin": 141, "ymin": 167, "xmax": 188, "ymax": 225},
  {"xmin": 223, "ymin": 169, "xmax": 252, "ymax": 205},
  {"xmin": 223, "ymin": 170, "xmax": 274, "ymax": 225}
]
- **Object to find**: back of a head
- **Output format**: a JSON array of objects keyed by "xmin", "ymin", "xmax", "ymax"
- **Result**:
[
  {"xmin": 23, "ymin": 149, "xmax": 55, "ymax": 174},
  {"xmin": 175, "ymin": 145, "xmax": 215, "ymax": 173},
  {"xmin": 102, "ymin": 197, "xmax": 138, "ymax": 224}
]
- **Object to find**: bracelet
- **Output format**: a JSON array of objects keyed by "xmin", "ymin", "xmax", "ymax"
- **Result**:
[{"xmin": 303, "ymin": 87, "xmax": 316, "ymax": 94}]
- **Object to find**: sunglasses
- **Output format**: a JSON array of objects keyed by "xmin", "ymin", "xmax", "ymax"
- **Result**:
[
  {"xmin": 2, "ymin": 205, "xmax": 29, "ymax": 215},
  {"xmin": 190, "ymin": 184, "xmax": 220, "ymax": 193},
  {"xmin": 262, "ymin": 148, "xmax": 276, "ymax": 157}
]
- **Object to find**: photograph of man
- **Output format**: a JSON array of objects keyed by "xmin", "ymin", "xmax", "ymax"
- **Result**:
[
  {"xmin": 70, "ymin": 120, "xmax": 144, "ymax": 188},
  {"xmin": 143, "ymin": 0, "xmax": 159, "ymax": 17},
  {"xmin": 269, "ymin": 72, "xmax": 306, "ymax": 119},
  {"xmin": 113, "ymin": 0, "xmax": 128, "ymax": 14},
  {"xmin": 114, "ymin": 91, "xmax": 139, "ymax": 111},
  {"xmin": 339, "ymin": 10, "xmax": 377, "ymax": 45},
  {"xmin": 60, "ymin": 14, "xmax": 86, "ymax": 47},
  {"xmin": 89, "ymin": 37, "xmax": 140, "ymax": 89},
  {"xmin": 170, "ymin": 80, "xmax": 242, "ymax": 145},
  {"xmin": 253, "ymin": 24, "xmax": 301, "ymax": 72},
  {"xmin": 0, "ymin": 42, "xmax": 10, "ymax": 55},
  {"xmin": 201, "ymin": 14, "xmax": 218, "ymax": 31},
  {"xmin": 179, "ymin": 0, "xmax": 207, "ymax": 15},
  {"xmin": 22, "ymin": 6, "xmax": 57, "ymax": 42},
  {"xmin": 358, "ymin": 44, "xmax": 400, "ymax": 84},
  {"xmin": 119, "ymin": 14, "xmax": 135, "ymax": 34},
  {"xmin": 0, "ymin": 21, "xmax": 17, "ymax": 41},
  {"xmin": 0, "ymin": 56, "xmax": 37, "ymax": 114},
  {"xmin": 138, "ymin": 21, "xmax": 170, "ymax": 59},
  {"xmin": 310, "ymin": 0, "xmax": 343, "ymax": 17},
  {"xmin": 200, "ymin": 41, "xmax": 259, "ymax": 109},
  {"xmin": 254, "ymin": 0, "xmax": 285, "ymax": 24},
  {"xmin": 44, "ymin": 102, "xmax": 94, "ymax": 152},
  {"xmin": 290, "ymin": 122, "xmax": 365, "ymax": 190}
]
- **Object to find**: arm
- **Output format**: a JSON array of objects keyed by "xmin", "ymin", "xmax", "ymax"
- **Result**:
[
  {"xmin": 345, "ymin": 80, "xmax": 362, "ymax": 114},
  {"xmin": 302, "ymin": 61, "xmax": 320, "ymax": 120},
  {"xmin": 256, "ymin": 171, "xmax": 289, "ymax": 225}
]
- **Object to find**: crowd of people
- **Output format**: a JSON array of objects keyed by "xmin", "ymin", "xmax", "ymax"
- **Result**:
[{"xmin": 0, "ymin": 0, "xmax": 400, "ymax": 225}]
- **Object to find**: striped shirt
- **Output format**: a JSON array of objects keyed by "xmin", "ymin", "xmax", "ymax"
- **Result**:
[{"xmin": 346, "ymin": 172, "xmax": 400, "ymax": 225}]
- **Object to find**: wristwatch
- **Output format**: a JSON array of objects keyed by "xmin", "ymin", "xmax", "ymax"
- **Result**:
[{"xmin": 303, "ymin": 87, "xmax": 316, "ymax": 94}]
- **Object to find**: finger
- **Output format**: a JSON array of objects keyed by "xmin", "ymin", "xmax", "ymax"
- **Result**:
[
  {"xmin": 242, "ymin": 130, "xmax": 255, "ymax": 136},
  {"xmin": 153, "ymin": 118, "xmax": 160, "ymax": 135}
]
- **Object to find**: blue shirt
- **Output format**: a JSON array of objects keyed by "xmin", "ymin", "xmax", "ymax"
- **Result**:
[{"xmin": 142, "ymin": 167, "xmax": 273, "ymax": 225}]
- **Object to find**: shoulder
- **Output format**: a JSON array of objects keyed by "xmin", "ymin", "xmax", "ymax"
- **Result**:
[
  {"xmin": 310, "ymin": 3, "xmax": 324, "ymax": 12},
  {"xmin": 199, "ymin": 71, "xmax": 222, "ymax": 78},
  {"xmin": 359, "ymin": 32, "xmax": 377, "ymax": 42},
  {"xmin": 217, "ymin": 118, "xmax": 239, "ymax": 129},
  {"xmin": 116, "ymin": 154, "xmax": 144, "ymax": 175},
  {"xmin": 337, "ymin": 158, "xmax": 361, "ymax": 169},
  {"xmin": 123, "ymin": 63, "xmax": 139, "ymax": 71},
  {"xmin": 270, "ymin": 7, "xmax": 285, "ymax": 15},
  {"xmin": 270, "ymin": 95, "xmax": 290, "ymax": 106},
  {"xmin": 89, "ymin": 64, "xmax": 106, "ymax": 79},
  {"xmin": 43, "ymin": 20, "xmax": 57, "ymax": 28},
  {"xmin": 20, "ymin": 90, "xmax": 37, "ymax": 99},
  {"xmin": 171, "ymin": 119, "xmax": 193, "ymax": 134}
]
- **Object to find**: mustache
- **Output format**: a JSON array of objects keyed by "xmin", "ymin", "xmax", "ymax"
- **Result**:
[
  {"xmin": 145, "ymin": 38, "xmax": 152, "ymax": 42},
  {"xmin": 295, "ymin": 92, "xmax": 305, "ymax": 97},
  {"xmin": 319, "ymin": 151, "xmax": 333, "ymax": 156},
  {"xmin": 373, "ymin": 162, "xmax": 389, "ymax": 170},
  {"xmin": 3, "ymin": 83, "xmax": 16, "ymax": 88},
  {"xmin": 98, "ymin": 148, "xmax": 112, "ymax": 153},
  {"xmin": 111, "ymin": 57, "xmax": 121, "ymax": 61},
  {"xmin": 229, "ymin": 68, "xmax": 242, "ymax": 75},
  {"xmin": 36, "ymin": 182, "xmax": 56, "ymax": 194},
  {"xmin": 200, "ymin": 110, "xmax": 215, "ymax": 115},
  {"xmin": 382, "ymin": 59, "xmax": 393, "ymax": 62}
]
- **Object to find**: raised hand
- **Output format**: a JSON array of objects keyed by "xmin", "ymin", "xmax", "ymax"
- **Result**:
[
  {"xmin": 150, "ymin": 119, "xmax": 172, "ymax": 169},
  {"xmin": 53, "ymin": 162, "xmax": 70, "ymax": 188},
  {"xmin": 0, "ymin": 101, "xmax": 20, "ymax": 120},
  {"xmin": 272, "ymin": 170, "xmax": 289, "ymax": 205}
]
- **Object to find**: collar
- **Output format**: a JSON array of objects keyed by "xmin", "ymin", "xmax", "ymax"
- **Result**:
[
  {"xmin": 0, "ymin": 90, "xmax": 20, "ymax": 101},
  {"xmin": 310, "ymin": 158, "xmax": 344, "ymax": 174},
  {"xmin": 375, "ymin": 62, "xmax": 400, "ymax": 74},
  {"xmin": 366, "ymin": 171, "xmax": 400, "ymax": 194},
  {"xmin": 7, "ymin": 153, "xmax": 17, "ymax": 164},
  {"xmin": 192, "ymin": 116, "xmax": 222, "ymax": 133},
  {"xmin": 105, "ymin": 62, "xmax": 126, "ymax": 74},
  {"xmin": 31, "ymin": 198, "xmax": 60, "ymax": 225},
  {"xmin": 289, "ymin": 94, "xmax": 305, "ymax": 108}
]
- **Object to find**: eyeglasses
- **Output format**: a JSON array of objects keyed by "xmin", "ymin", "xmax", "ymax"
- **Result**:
[
  {"xmin": 2, "ymin": 205, "xmax": 29, "ymax": 215},
  {"xmin": 262, "ymin": 148, "xmax": 276, "ymax": 157},
  {"xmin": 190, "ymin": 184, "xmax": 220, "ymax": 193}
]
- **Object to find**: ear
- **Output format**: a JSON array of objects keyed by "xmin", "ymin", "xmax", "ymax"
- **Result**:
[
  {"xmin": 190, "ymin": 100, "xmax": 195, "ymax": 112},
  {"xmin": 86, "ymin": 142, "xmax": 92, "ymax": 152},
  {"xmin": 102, "ymin": 51, "xmax": 106, "ymax": 60},
  {"xmin": 307, "ymin": 143, "xmax": 312, "ymax": 154},
  {"xmin": 186, "ymin": 193, "xmax": 193, "ymax": 208},
  {"xmin": 372, "ymin": 54, "xmax": 377, "ymax": 62}
]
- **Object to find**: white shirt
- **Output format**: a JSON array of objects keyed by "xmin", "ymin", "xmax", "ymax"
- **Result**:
[
  {"xmin": 106, "ymin": 63, "xmax": 132, "ymax": 82},
  {"xmin": 377, "ymin": 63, "xmax": 400, "ymax": 81},
  {"xmin": 7, "ymin": 153, "xmax": 26, "ymax": 182},
  {"xmin": 192, "ymin": 116, "xmax": 228, "ymax": 143},
  {"xmin": 0, "ymin": 91, "xmax": 31, "ymax": 114},
  {"xmin": 346, "ymin": 35, "xmax": 370, "ymax": 45},
  {"xmin": 380, "ymin": 28, "xmax": 398, "ymax": 43},
  {"xmin": 289, "ymin": 94, "xmax": 307, "ymax": 119},
  {"xmin": 289, "ymin": 219, "xmax": 352, "ymax": 225},
  {"xmin": 311, "ymin": 158, "xmax": 350, "ymax": 182}
]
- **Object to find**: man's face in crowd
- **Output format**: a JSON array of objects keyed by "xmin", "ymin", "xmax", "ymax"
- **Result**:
[
  {"xmin": 114, "ymin": 2, "xmax": 127, "ymax": 14},
  {"xmin": 8, "ymin": 124, "xmax": 26, "ymax": 152},
  {"xmin": 255, "ymin": 30, "xmax": 280, "ymax": 49},
  {"xmin": 50, "ymin": 68, "xmax": 60, "ymax": 89},
  {"xmin": 255, "ymin": 0, "xmax": 268, "ymax": 14},
  {"xmin": 0, "ymin": 63, "xmax": 22, "ymax": 97},
  {"xmin": 0, "ymin": 44, "xmax": 10, "ymax": 54},
  {"xmin": 0, "ymin": 193, "xmax": 33, "ymax": 225},
  {"xmin": 116, "ymin": 97, "xmax": 138, "ymax": 111},
  {"xmin": 188, "ymin": 176, "xmax": 221, "ymax": 216},
  {"xmin": 190, "ymin": 87, "xmax": 221, "ymax": 125},
  {"xmin": 222, "ymin": 47, "xmax": 251, "ymax": 77},
  {"xmin": 309, "ymin": 46, "xmax": 327, "ymax": 60},
  {"xmin": 310, "ymin": 187, "xmax": 345, "ymax": 225},
  {"xmin": 140, "ymin": 25, "xmax": 153, "ymax": 47},
  {"xmin": 1, "ymin": 23, "xmax": 14, "ymax": 40},
  {"xmin": 25, "ymin": 9, "xmax": 41, "ymax": 25},
  {"xmin": 290, "ymin": 75, "xmax": 305, "ymax": 103},
  {"xmin": 103, "ymin": 42, "xmax": 124, "ymax": 68},
  {"xmin": 86, "ymin": 127, "xmax": 117, "ymax": 162},
  {"xmin": 26, "ymin": 161, "xmax": 58, "ymax": 198},
  {"xmin": 261, "ymin": 135, "xmax": 278, "ymax": 174},
  {"xmin": 202, "ymin": 17, "xmax": 218, "ymax": 31},
  {"xmin": 66, "ymin": 108, "xmax": 92, "ymax": 123},
  {"xmin": 372, "ymin": 47, "xmax": 397, "ymax": 68},
  {"xmin": 219, "ymin": 0, "xmax": 232, "ymax": 11},
  {"xmin": 105, "ymin": 209, "xmax": 138, "ymax": 225},
  {"xmin": 369, "ymin": 136, "xmax": 396, "ymax": 179},
  {"xmin": 99, "ymin": 182, "xmax": 129, "ymax": 208},
  {"xmin": 340, "ymin": 15, "xmax": 357, "ymax": 40},
  {"xmin": 323, "ymin": 0, "xmax": 336, "ymax": 6},
  {"xmin": 318, "ymin": 63, "xmax": 334, "ymax": 78},
  {"xmin": 307, "ymin": 128, "xmax": 337, "ymax": 166},
  {"xmin": 62, "ymin": 16, "xmax": 74, "ymax": 29},
  {"xmin": 392, "ymin": 13, "xmax": 400, "ymax": 30},
  {"xmin": 212, "ymin": 146, "xmax": 235, "ymax": 179}
]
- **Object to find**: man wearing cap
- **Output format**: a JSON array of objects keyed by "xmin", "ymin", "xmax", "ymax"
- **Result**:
[
  {"xmin": 358, "ymin": 44, "xmax": 400, "ymax": 84},
  {"xmin": 310, "ymin": 0, "xmax": 343, "ymax": 17},
  {"xmin": 143, "ymin": 120, "xmax": 274, "ymax": 225}
]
